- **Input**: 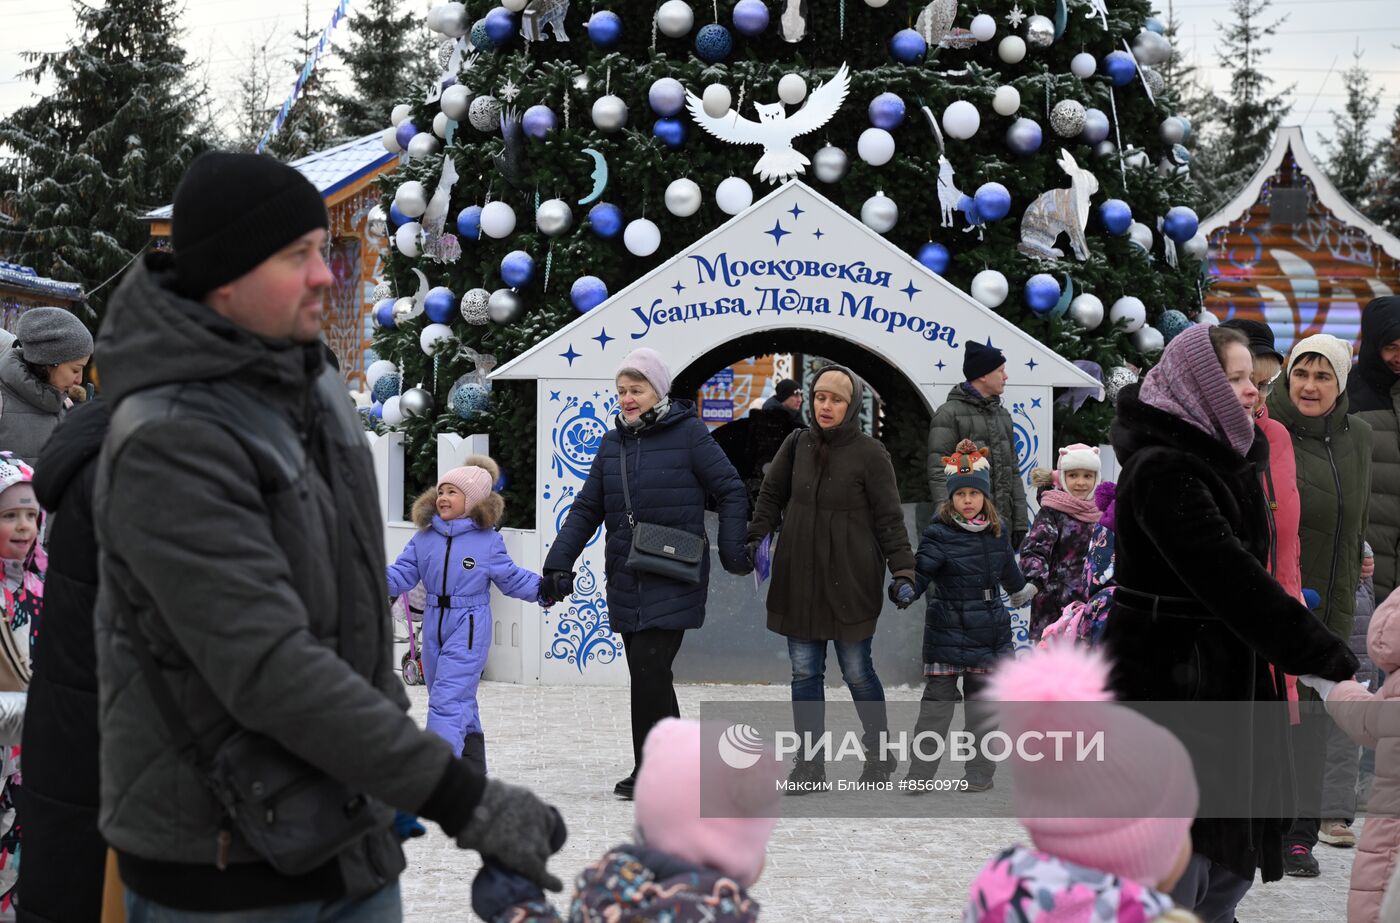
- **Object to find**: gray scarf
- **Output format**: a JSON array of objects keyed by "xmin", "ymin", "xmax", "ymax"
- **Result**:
[{"xmin": 620, "ymin": 397, "xmax": 670, "ymax": 432}]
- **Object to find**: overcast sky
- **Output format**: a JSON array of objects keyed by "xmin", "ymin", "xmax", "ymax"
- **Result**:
[{"xmin": 2, "ymin": 0, "xmax": 1398, "ymax": 160}]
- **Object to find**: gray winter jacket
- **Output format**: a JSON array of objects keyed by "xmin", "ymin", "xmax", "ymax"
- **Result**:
[
  {"xmin": 926, "ymin": 384, "xmax": 1029, "ymax": 538},
  {"xmin": 93, "ymin": 255, "xmax": 482, "ymax": 909},
  {"xmin": 0, "ymin": 346, "xmax": 65, "ymax": 463}
]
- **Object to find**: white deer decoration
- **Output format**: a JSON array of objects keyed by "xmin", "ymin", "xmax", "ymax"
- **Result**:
[{"xmin": 1018, "ymin": 148, "xmax": 1100, "ymax": 261}]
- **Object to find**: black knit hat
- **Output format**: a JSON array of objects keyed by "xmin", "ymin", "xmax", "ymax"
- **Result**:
[
  {"xmin": 1219, "ymin": 318, "xmax": 1285, "ymax": 364},
  {"xmin": 962, "ymin": 340, "xmax": 1006, "ymax": 381},
  {"xmin": 172, "ymin": 152, "xmax": 328, "ymax": 299},
  {"xmin": 774, "ymin": 378, "xmax": 800, "ymax": 401}
]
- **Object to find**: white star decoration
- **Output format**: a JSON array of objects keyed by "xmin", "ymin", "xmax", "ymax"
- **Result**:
[
  {"xmin": 500, "ymin": 79, "xmax": 521, "ymax": 102},
  {"xmin": 1006, "ymin": 3, "xmax": 1026, "ymax": 26}
]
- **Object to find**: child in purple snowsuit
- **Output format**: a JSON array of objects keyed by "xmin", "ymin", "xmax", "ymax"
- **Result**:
[
  {"xmin": 386, "ymin": 456, "xmax": 544, "ymax": 772},
  {"xmin": 1018, "ymin": 443, "xmax": 1104, "ymax": 640}
]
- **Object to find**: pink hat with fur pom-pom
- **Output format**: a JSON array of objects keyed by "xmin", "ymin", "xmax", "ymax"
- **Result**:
[{"xmin": 986, "ymin": 645, "xmax": 1198, "ymax": 887}]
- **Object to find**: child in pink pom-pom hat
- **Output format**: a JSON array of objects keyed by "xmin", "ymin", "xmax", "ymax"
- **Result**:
[{"xmin": 964, "ymin": 644, "xmax": 1202, "ymax": 923}]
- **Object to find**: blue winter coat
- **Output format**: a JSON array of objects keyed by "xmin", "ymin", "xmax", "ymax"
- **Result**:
[
  {"xmin": 544, "ymin": 401, "xmax": 748, "ymax": 633},
  {"xmin": 912, "ymin": 519, "xmax": 1027, "ymax": 668}
]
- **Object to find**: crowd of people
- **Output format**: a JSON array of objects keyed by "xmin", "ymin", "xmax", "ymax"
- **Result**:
[{"xmin": 0, "ymin": 149, "xmax": 1396, "ymax": 923}]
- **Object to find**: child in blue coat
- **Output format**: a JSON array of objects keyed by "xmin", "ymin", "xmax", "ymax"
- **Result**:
[{"xmin": 387, "ymin": 456, "xmax": 544, "ymax": 773}]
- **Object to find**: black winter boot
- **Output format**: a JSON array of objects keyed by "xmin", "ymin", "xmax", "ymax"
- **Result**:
[
  {"xmin": 462, "ymin": 733, "xmax": 487, "ymax": 776},
  {"xmin": 858, "ymin": 755, "xmax": 897, "ymax": 785},
  {"xmin": 783, "ymin": 758, "xmax": 827, "ymax": 795}
]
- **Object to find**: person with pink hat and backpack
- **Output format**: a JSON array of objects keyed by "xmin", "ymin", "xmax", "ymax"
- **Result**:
[{"xmin": 1018, "ymin": 443, "xmax": 1105, "ymax": 640}]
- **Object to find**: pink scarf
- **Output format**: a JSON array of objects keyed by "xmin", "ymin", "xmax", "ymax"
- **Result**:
[{"xmin": 1039, "ymin": 489, "xmax": 1102, "ymax": 524}]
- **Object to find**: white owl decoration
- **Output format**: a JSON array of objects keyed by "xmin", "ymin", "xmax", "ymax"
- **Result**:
[{"xmin": 685, "ymin": 63, "xmax": 851, "ymax": 184}]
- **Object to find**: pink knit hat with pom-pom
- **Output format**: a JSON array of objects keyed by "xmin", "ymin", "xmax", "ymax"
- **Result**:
[
  {"xmin": 438, "ymin": 454, "xmax": 499, "ymax": 514},
  {"xmin": 986, "ymin": 645, "xmax": 1198, "ymax": 887}
]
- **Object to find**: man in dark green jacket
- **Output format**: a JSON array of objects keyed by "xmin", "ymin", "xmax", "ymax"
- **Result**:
[
  {"xmin": 926, "ymin": 341, "xmax": 1029, "ymax": 546},
  {"xmin": 1349, "ymin": 295, "xmax": 1400, "ymax": 604}
]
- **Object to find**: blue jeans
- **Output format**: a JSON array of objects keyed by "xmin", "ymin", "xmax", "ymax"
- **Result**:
[
  {"xmin": 787, "ymin": 638, "xmax": 888, "ymax": 759},
  {"xmin": 125, "ymin": 881, "xmax": 402, "ymax": 922}
]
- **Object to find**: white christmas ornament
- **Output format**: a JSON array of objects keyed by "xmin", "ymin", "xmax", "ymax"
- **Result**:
[
  {"xmin": 382, "ymin": 127, "xmax": 402, "ymax": 153},
  {"xmin": 395, "ymin": 223, "xmax": 422, "ymax": 258},
  {"xmin": 1183, "ymin": 233, "xmax": 1209, "ymax": 260},
  {"xmin": 665, "ymin": 178, "xmax": 703, "ymax": 217},
  {"xmin": 407, "ymin": 133, "xmax": 440, "ymax": 159},
  {"xmin": 1198, "ymin": 309, "xmax": 1220, "ymax": 326},
  {"xmin": 1067, "ymin": 293, "xmax": 1104, "ymax": 330},
  {"xmin": 864, "ymin": 0, "xmax": 889, "ymax": 7},
  {"xmin": 420, "ymin": 323, "xmax": 455, "ymax": 355},
  {"xmin": 656, "ymin": 0, "xmax": 695, "ymax": 37},
  {"xmin": 778, "ymin": 74, "xmax": 808, "ymax": 105},
  {"xmin": 857, "ymin": 128, "xmax": 895, "ymax": 166},
  {"xmin": 480, "ymin": 201, "xmax": 517, "ymax": 239},
  {"xmin": 860, "ymin": 191, "xmax": 898, "ymax": 233},
  {"xmin": 503, "ymin": 0, "xmax": 528, "ymax": 10},
  {"xmin": 426, "ymin": 4, "xmax": 446, "ymax": 32},
  {"xmin": 382, "ymin": 396, "xmax": 405, "ymax": 426},
  {"xmin": 992, "ymin": 85, "xmax": 1021, "ymax": 117},
  {"xmin": 1127, "ymin": 221, "xmax": 1153, "ymax": 252},
  {"xmin": 440, "ymin": 84, "xmax": 472, "ymax": 120},
  {"xmin": 1109, "ymin": 296, "xmax": 1147, "ymax": 333},
  {"xmin": 942, "ymin": 100, "xmax": 981, "ymax": 140},
  {"xmin": 391, "ymin": 103, "xmax": 413, "ymax": 126},
  {"xmin": 436, "ymin": 2, "xmax": 469, "ymax": 37},
  {"xmin": 715, "ymin": 176, "xmax": 754, "ymax": 214},
  {"xmin": 998, "ymin": 35, "xmax": 1026, "ymax": 63},
  {"xmin": 366, "ymin": 359, "xmax": 398, "ymax": 389},
  {"xmin": 591, "ymin": 95, "xmax": 628, "ymax": 132},
  {"xmin": 395, "ymin": 181, "xmax": 428, "ymax": 218},
  {"xmin": 1071, "ymin": 52, "xmax": 1096, "ymax": 78},
  {"xmin": 971, "ymin": 269, "xmax": 1009, "ymax": 308},
  {"xmin": 624, "ymin": 218, "xmax": 662, "ymax": 256},
  {"xmin": 702, "ymin": 84, "xmax": 732, "ymax": 118},
  {"xmin": 970, "ymin": 13, "xmax": 997, "ymax": 41},
  {"xmin": 813, "ymin": 144, "xmax": 848, "ymax": 183},
  {"xmin": 1160, "ymin": 116, "xmax": 1187, "ymax": 145},
  {"xmin": 536, "ymin": 199, "xmax": 573, "ymax": 236},
  {"xmin": 432, "ymin": 112, "xmax": 451, "ymax": 138}
]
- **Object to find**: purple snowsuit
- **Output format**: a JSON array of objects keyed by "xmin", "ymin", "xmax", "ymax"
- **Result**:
[
  {"xmin": 1018, "ymin": 501, "xmax": 1099, "ymax": 639},
  {"xmin": 387, "ymin": 516, "xmax": 540, "ymax": 759}
]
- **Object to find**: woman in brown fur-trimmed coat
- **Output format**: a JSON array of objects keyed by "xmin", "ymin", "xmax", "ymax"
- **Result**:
[{"xmin": 386, "ymin": 455, "xmax": 543, "ymax": 773}]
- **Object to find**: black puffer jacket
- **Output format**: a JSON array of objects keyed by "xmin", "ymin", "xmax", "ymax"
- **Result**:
[
  {"xmin": 1351, "ymin": 295, "xmax": 1400, "ymax": 602},
  {"xmin": 912, "ymin": 519, "xmax": 1026, "ymax": 668},
  {"xmin": 544, "ymin": 400, "xmax": 747, "ymax": 633},
  {"xmin": 16, "ymin": 399, "xmax": 110, "ymax": 923}
]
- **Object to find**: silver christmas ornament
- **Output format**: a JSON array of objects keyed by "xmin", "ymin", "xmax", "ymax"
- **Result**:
[
  {"xmin": 440, "ymin": 84, "xmax": 473, "ymax": 120},
  {"xmin": 1104, "ymin": 365, "xmax": 1139, "ymax": 401},
  {"xmin": 1050, "ymin": 100, "xmax": 1086, "ymax": 138},
  {"xmin": 488, "ymin": 288, "xmax": 523, "ymax": 323},
  {"xmin": 1018, "ymin": 149, "xmax": 1099, "ymax": 261},
  {"xmin": 1025, "ymin": 14, "xmax": 1054, "ymax": 46},
  {"xmin": 1132, "ymin": 29, "xmax": 1172, "ymax": 66},
  {"xmin": 915, "ymin": 0, "xmax": 957, "ymax": 45},
  {"xmin": 1067, "ymin": 293, "xmax": 1105, "ymax": 330},
  {"xmin": 1127, "ymin": 221, "xmax": 1154, "ymax": 252},
  {"xmin": 371, "ymin": 281, "xmax": 394, "ymax": 301},
  {"xmin": 392, "ymin": 296, "xmax": 418, "ymax": 326},
  {"xmin": 1094, "ymin": 140, "xmax": 1117, "ymax": 159},
  {"xmin": 1081, "ymin": 107, "xmax": 1111, "ymax": 144},
  {"xmin": 664, "ymin": 178, "xmax": 703, "ymax": 217},
  {"xmin": 1160, "ymin": 116, "xmax": 1187, "ymax": 145},
  {"xmin": 655, "ymin": 0, "xmax": 695, "ymax": 37},
  {"xmin": 407, "ymin": 133, "xmax": 441, "ymax": 158},
  {"xmin": 536, "ymin": 198, "xmax": 574, "ymax": 236},
  {"xmin": 591, "ymin": 94, "xmax": 628, "ymax": 132},
  {"xmin": 400, "ymin": 387, "xmax": 435, "ymax": 419},
  {"xmin": 1131, "ymin": 325, "xmax": 1165, "ymax": 355},
  {"xmin": 860, "ymin": 191, "xmax": 898, "ymax": 233},
  {"xmin": 461, "ymin": 288, "xmax": 491, "ymax": 324},
  {"xmin": 1005, "ymin": 117, "xmax": 1043, "ymax": 154},
  {"xmin": 1141, "ymin": 66, "xmax": 1166, "ymax": 97},
  {"xmin": 367, "ymin": 205, "xmax": 388, "ymax": 239},
  {"xmin": 468, "ymin": 96, "xmax": 502, "ymax": 132},
  {"xmin": 1183, "ymin": 233, "xmax": 1209, "ymax": 260},
  {"xmin": 813, "ymin": 145, "xmax": 849, "ymax": 183}
]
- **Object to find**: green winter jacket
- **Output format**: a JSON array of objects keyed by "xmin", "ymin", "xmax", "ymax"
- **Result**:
[
  {"xmin": 1355, "ymin": 380, "xmax": 1400, "ymax": 602},
  {"xmin": 926, "ymin": 384, "xmax": 1028, "ymax": 538},
  {"xmin": 1267, "ymin": 386, "xmax": 1373, "ymax": 641}
]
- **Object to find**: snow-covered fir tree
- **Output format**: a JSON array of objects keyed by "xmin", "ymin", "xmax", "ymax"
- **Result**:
[
  {"xmin": 266, "ymin": 1, "xmax": 340, "ymax": 161},
  {"xmin": 1324, "ymin": 47, "xmax": 1381, "ymax": 213}
]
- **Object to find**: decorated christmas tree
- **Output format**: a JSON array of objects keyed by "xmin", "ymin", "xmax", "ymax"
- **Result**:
[{"xmin": 365, "ymin": 0, "xmax": 1208, "ymax": 522}]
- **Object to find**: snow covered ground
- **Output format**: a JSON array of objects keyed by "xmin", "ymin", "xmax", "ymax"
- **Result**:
[{"xmin": 399, "ymin": 680, "xmax": 1354, "ymax": 921}]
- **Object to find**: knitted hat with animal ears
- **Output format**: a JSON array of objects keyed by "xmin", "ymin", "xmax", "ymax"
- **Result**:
[{"xmin": 943, "ymin": 438, "xmax": 992, "ymax": 496}]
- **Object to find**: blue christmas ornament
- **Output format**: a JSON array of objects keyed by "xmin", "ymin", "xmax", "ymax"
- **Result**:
[
  {"xmin": 1098, "ymin": 198, "xmax": 1133, "ymax": 236},
  {"xmin": 868, "ymin": 92, "xmax": 906, "ymax": 130},
  {"xmin": 587, "ymin": 10, "xmax": 622, "ymax": 46},
  {"xmin": 389, "ymin": 202, "xmax": 410, "ymax": 227},
  {"xmin": 890, "ymin": 28, "xmax": 927, "ymax": 63},
  {"xmin": 500, "ymin": 250, "xmax": 535, "ymax": 287},
  {"xmin": 451, "ymin": 382, "xmax": 492, "ymax": 419},
  {"xmin": 456, "ymin": 205, "xmax": 483, "ymax": 239},
  {"xmin": 470, "ymin": 19, "xmax": 495, "ymax": 50},
  {"xmin": 590, "ymin": 202, "xmax": 624, "ymax": 238},
  {"xmin": 484, "ymin": 8, "xmax": 515, "ymax": 44},
  {"xmin": 731, "ymin": 0, "xmax": 769, "ymax": 36},
  {"xmin": 973, "ymin": 182, "xmax": 1012, "ymax": 222},
  {"xmin": 917, "ymin": 242, "xmax": 950, "ymax": 275},
  {"xmin": 371, "ymin": 374, "xmax": 401, "ymax": 405},
  {"xmin": 1024, "ymin": 274, "xmax": 1062, "ymax": 314},
  {"xmin": 957, "ymin": 194, "xmax": 983, "ymax": 226},
  {"xmin": 571, "ymin": 275, "xmax": 609, "ymax": 312},
  {"xmin": 370, "ymin": 402, "xmax": 383, "ymax": 420},
  {"xmin": 522, "ymin": 104, "xmax": 557, "ymax": 139},
  {"xmin": 652, "ymin": 117, "xmax": 687, "ymax": 148},
  {"xmin": 394, "ymin": 120, "xmax": 417, "ymax": 151},
  {"xmin": 373, "ymin": 298, "xmax": 397, "ymax": 329},
  {"xmin": 1163, "ymin": 206, "xmax": 1199, "ymax": 242},
  {"xmin": 1006, "ymin": 117, "xmax": 1042, "ymax": 155},
  {"xmin": 1103, "ymin": 50, "xmax": 1137, "ymax": 86},
  {"xmin": 695, "ymin": 24, "xmax": 732, "ymax": 62},
  {"xmin": 648, "ymin": 78, "xmax": 687, "ymax": 116},
  {"xmin": 1144, "ymin": 16, "xmax": 1166, "ymax": 33},
  {"xmin": 1158, "ymin": 309, "xmax": 1193, "ymax": 343},
  {"xmin": 424, "ymin": 286, "xmax": 456, "ymax": 323}
]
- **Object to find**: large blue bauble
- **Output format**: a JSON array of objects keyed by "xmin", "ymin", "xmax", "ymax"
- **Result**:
[
  {"xmin": 1098, "ymin": 198, "xmax": 1133, "ymax": 236},
  {"xmin": 500, "ymin": 250, "xmax": 535, "ymax": 287},
  {"xmin": 451, "ymin": 382, "xmax": 491, "ymax": 419},
  {"xmin": 389, "ymin": 202, "xmax": 410, "ymax": 227},
  {"xmin": 456, "ymin": 205, "xmax": 483, "ymax": 239},
  {"xmin": 695, "ymin": 24, "xmax": 732, "ymax": 62},
  {"xmin": 1006, "ymin": 117, "xmax": 1042, "ymax": 155},
  {"xmin": 732, "ymin": 0, "xmax": 769, "ymax": 36},
  {"xmin": 1163, "ymin": 205, "xmax": 1199, "ymax": 242},
  {"xmin": 370, "ymin": 403, "xmax": 383, "ymax": 420},
  {"xmin": 590, "ymin": 202, "xmax": 624, "ymax": 238},
  {"xmin": 1024, "ymin": 273, "xmax": 1062, "ymax": 314},
  {"xmin": 868, "ymin": 92, "xmax": 906, "ymax": 130},
  {"xmin": 1103, "ymin": 50, "xmax": 1137, "ymax": 86},
  {"xmin": 973, "ymin": 182, "xmax": 1012, "ymax": 222},
  {"xmin": 394, "ymin": 120, "xmax": 417, "ymax": 151},
  {"xmin": 373, "ymin": 298, "xmax": 397, "ymax": 329},
  {"xmin": 587, "ymin": 10, "xmax": 622, "ymax": 46},
  {"xmin": 890, "ymin": 28, "xmax": 927, "ymax": 63},
  {"xmin": 648, "ymin": 78, "xmax": 687, "ymax": 116},
  {"xmin": 957, "ymin": 194, "xmax": 983, "ymax": 226},
  {"xmin": 571, "ymin": 275, "xmax": 609, "ymax": 312},
  {"xmin": 917, "ymin": 242, "xmax": 950, "ymax": 275},
  {"xmin": 470, "ymin": 19, "xmax": 495, "ymax": 50},
  {"xmin": 522, "ymin": 104, "xmax": 557, "ymax": 139},
  {"xmin": 652, "ymin": 117, "xmax": 686, "ymax": 148},
  {"xmin": 424, "ymin": 286, "xmax": 456, "ymax": 323},
  {"xmin": 1144, "ymin": 16, "xmax": 1166, "ymax": 33},
  {"xmin": 371, "ymin": 374, "xmax": 401, "ymax": 405},
  {"xmin": 484, "ymin": 8, "xmax": 515, "ymax": 44},
  {"xmin": 1158, "ymin": 309, "xmax": 1193, "ymax": 343}
]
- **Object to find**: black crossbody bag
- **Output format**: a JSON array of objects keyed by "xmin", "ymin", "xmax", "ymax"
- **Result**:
[{"xmin": 619, "ymin": 438, "xmax": 707, "ymax": 586}]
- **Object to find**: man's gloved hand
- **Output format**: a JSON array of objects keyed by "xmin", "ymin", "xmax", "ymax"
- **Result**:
[
  {"xmin": 887, "ymin": 577, "xmax": 916, "ymax": 609},
  {"xmin": 457, "ymin": 780, "xmax": 568, "ymax": 892},
  {"xmin": 541, "ymin": 571, "xmax": 575, "ymax": 605},
  {"xmin": 1008, "ymin": 583, "xmax": 1038, "ymax": 609}
]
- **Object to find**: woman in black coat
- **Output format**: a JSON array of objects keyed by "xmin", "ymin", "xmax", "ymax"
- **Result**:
[
  {"xmin": 543, "ymin": 349, "xmax": 749, "ymax": 800},
  {"xmin": 1103, "ymin": 324, "xmax": 1357, "ymax": 923},
  {"xmin": 16, "ymin": 398, "xmax": 110, "ymax": 922}
]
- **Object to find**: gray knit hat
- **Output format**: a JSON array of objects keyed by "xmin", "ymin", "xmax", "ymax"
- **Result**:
[{"xmin": 17, "ymin": 307, "xmax": 94, "ymax": 365}]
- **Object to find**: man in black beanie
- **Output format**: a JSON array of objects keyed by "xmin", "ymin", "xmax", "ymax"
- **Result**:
[
  {"xmin": 88, "ymin": 153, "xmax": 565, "ymax": 919},
  {"xmin": 926, "ymin": 339, "xmax": 1029, "ymax": 547}
]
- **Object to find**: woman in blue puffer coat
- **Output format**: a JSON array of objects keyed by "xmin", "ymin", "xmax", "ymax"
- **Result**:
[{"xmin": 543, "ymin": 348, "xmax": 750, "ymax": 800}]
